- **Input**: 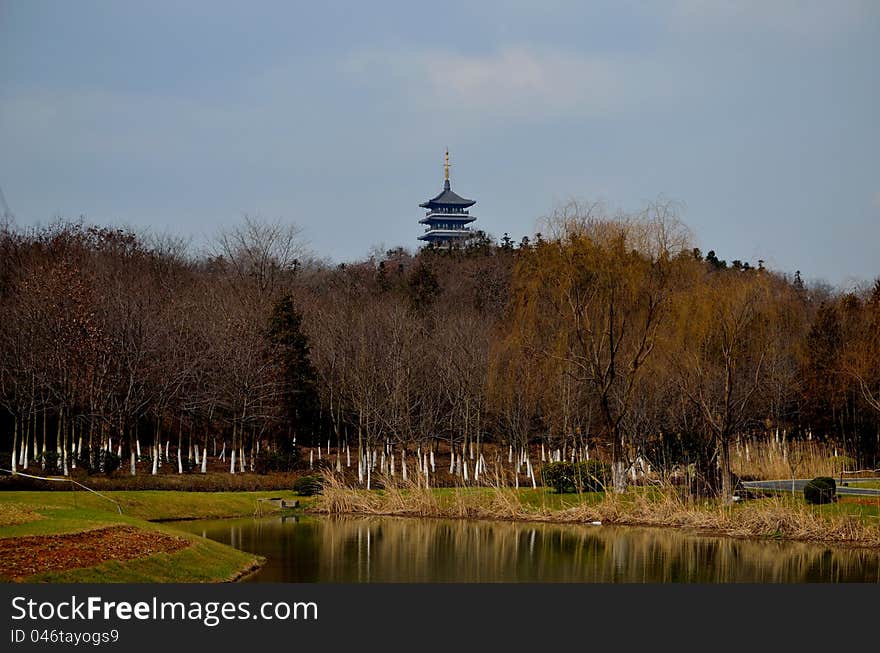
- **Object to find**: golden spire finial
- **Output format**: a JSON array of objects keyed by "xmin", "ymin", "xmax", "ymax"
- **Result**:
[{"xmin": 444, "ymin": 148, "xmax": 450, "ymax": 182}]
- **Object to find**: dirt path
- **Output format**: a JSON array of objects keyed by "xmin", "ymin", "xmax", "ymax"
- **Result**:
[{"xmin": 0, "ymin": 525, "xmax": 191, "ymax": 580}]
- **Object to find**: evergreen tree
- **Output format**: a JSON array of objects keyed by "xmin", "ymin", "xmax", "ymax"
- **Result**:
[
  {"xmin": 407, "ymin": 263, "xmax": 440, "ymax": 310},
  {"xmin": 267, "ymin": 294, "xmax": 320, "ymax": 449}
]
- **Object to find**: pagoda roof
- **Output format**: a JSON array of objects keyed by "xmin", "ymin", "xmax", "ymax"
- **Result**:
[{"xmin": 419, "ymin": 180, "xmax": 476, "ymax": 209}]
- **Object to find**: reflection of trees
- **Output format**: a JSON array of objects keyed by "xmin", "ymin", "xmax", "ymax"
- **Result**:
[{"xmin": 195, "ymin": 516, "xmax": 880, "ymax": 583}]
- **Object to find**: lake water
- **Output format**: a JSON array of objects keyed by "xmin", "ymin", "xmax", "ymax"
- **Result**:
[{"xmin": 172, "ymin": 514, "xmax": 880, "ymax": 583}]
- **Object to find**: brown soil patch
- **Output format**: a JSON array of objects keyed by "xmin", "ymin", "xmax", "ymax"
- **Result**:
[{"xmin": 0, "ymin": 526, "xmax": 191, "ymax": 580}]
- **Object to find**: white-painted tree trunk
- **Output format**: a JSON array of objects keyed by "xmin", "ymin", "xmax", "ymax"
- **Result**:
[
  {"xmin": 612, "ymin": 461, "xmax": 628, "ymax": 493},
  {"xmin": 402, "ymin": 451, "xmax": 407, "ymax": 482},
  {"xmin": 429, "ymin": 449, "xmax": 435, "ymax": 472},
  {"xmin": 136, "ymin": 439, "xmax": 141, "ymax": 458},
  {"xmin": 309, "ymin": 450, "xmax": 314, "ymax": 469},
  {"xmin": 151, "ymin": 446, "xmax": 158, "ymax": 475},
  {"xmin": 239, "ymin": 447, "xmax": 245, "ymax": 472},
  {"xmin": 11, "ymin": 419, "xmax": 18, "ymax": 473},
  {"xmin": 201, "ymin": 446, "xmax": 207, "ymax": 473},
  {"xmin": 230, "ymin": 448, "xmax": 236, "ymax": 474},
  {"xmin": 130, "ymin": 451, "xmax": 136, "ymax": 476}
]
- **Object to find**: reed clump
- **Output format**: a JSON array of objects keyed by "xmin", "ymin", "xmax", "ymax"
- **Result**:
[{"xmin": 314, "ymin": 474, "xmax": 880, "ymax": 547}]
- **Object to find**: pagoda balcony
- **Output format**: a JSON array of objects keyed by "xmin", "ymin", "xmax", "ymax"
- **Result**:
[
  {"xmin": 422, "ymin": 224, "xmax": 471, "ymax": 233},
  {"xmin": 420, "ymin": 213, "xmax": 476, "ymax": 225},
  {"xmin": 424, "ymin": 207, "xmax": 471, "ymax": 216},
  {"xmin": 418, "ymin": 227, "xmax": 474, "ymax": 242}
]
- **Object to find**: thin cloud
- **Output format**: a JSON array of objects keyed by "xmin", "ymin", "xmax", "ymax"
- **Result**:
[{"xmin": 345, "ymin": 47, "xmax": 669, "ymax": 123}]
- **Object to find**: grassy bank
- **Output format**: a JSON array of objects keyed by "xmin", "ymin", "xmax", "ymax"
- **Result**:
[
  {"xmin": 314, "ymin": 477, "xmax": 880, "ymax": 547},
  {"xmin": 0, "ymin": 490, "xmax": 308, "ymax": 582},
  {"xmin": 0, "ymin": 472, "xmax": 304, "ymax": 492}
]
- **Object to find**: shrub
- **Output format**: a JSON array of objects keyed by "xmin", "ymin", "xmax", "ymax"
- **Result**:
[
  {"xmin": 76, "ymin": 447, "xmax": 121, "ymax": 475},
  {"xmin": 41, "ymin": 451, "xmax": 61, "ymax": 473},
  {"xmin": 181, "ymin": 456, "xmax": 197, "ymax": 473},
  {"xmin": 542, "ymin": 460, "xmax": 609, "ymax": 494},
  {"xmin": 99, "ymin": 449, "xmax": 121, "ymax": 475},
  {"xmin": 255, "ymin": 449, "xmax": 300, "ymax": 474},
  {"xmin": 804, "ymin": 476, "xmax": 836, "ymax": 505},
  {"xmin": 292, "ymin": 474, "xmax": 323, "ymax": 496}
]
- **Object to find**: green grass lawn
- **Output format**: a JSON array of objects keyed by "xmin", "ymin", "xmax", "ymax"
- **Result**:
[
  {"xmin": 0, "ymin": 489, "xmax": 309, "ymax": 523},
  {"xmin": 0, "ymin": 490, "xmax": 313, "ymax": 582},
  {"xmin": 845, "ymin": 480, "xmax": 880, "ymax": 490}
]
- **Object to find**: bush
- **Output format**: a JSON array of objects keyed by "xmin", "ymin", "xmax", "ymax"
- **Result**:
[
  {"xmin": 255, "ymin": 449, "xmax": 300, "ymax": 475},
  {"xmin": 181, "ymin": 456, "xmax": 197, "ymax": 474},
  {"xmin": 292, "ymin": 474, "xmax": 323, "ymax": 496},
  {"xmin": 542, "ymin": 460, "xmax": 609, "ymax": 494},
  {"xmin": 99, "ymin": 449, "xmax": 121, "ymax": 475},
  {"xmin": 76, "ymin": 447, "xmax": 121, "ymax": 475},
  {"xmin": 804, "ymin": 476, "xmax": 837, "ymax": 505},
  {"xmin": 41, "ymin": 451, "xmax": 61, "ymax": 473}
]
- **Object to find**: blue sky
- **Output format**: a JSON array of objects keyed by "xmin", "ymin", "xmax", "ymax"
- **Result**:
[{"xmin": 1, "ymin": 1, "xmax": 878, "ymax": 287}]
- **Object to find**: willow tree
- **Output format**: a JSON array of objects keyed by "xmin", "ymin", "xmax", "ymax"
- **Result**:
[
  {"xmin": 506, "ymin": 202, "xmax": 688, "ymax": 492},
  {"xmin": 668, "ymin": 268, "xmax": 785, "ymax": 502}
]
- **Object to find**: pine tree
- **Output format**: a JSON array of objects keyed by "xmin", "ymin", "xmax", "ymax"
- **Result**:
[{"xmin": 267, "ymin": 294, "xmax": 320, "ymax": 450}]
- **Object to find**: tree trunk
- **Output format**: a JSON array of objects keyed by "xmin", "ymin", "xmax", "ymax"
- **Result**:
[
  {"xmin": 230, "ymin": 423, "xmax": 236, "ymax": 474},
  {"xmin": 151, "ymin": 422, "xmax": 159, "ymax": 475},
  {"xmin": 11, "ymin": 416, "xmax": 18, "ymax": 473},
  {"xmin": 177, "ymin": 423, "xmax": 183, "ymax": 474},
  {"xmin": 720, "ymin": 433, "xmax": 733, "ymax": 504}
]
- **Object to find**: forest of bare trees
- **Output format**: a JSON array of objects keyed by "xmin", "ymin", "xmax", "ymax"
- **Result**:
[{"xmin": 1, "ymin": 204, "xmax": 878, "ymax": 499}]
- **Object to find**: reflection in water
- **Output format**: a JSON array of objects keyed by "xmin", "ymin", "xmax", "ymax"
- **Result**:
[{"xmin": 172, "ymin": 515, "xmax": 880, "ymax": 583}]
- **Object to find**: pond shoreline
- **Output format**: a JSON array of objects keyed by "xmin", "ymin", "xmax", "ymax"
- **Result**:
[
  {"xmin": 178, "ymin": 510, "xmax": 880, "ymax": 583},
  {"xmin": 311, "ymin": 484, "xmax": 880, "ymax": 549}
]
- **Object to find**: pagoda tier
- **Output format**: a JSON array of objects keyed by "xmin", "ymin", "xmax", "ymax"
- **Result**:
[{"xmin": 417, "ymin": 151, "xmax": 477, "ymax": 245}]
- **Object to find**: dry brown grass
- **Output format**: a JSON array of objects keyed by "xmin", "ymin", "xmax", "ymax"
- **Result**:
[
  {"xmin": 0, "ymin": 502, "xmax": 48, "ymax": 527},
  {"xmin": 315, "ymin": 474, "xmax": 880, "ymax": 547},
  {"xmin": 731, "ymin": 437, "xmax": 845, "ymax": 480}
]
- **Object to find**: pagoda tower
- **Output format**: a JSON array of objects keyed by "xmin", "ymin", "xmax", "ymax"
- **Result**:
[{"xmin": 418, "ymin": 150, "xmax": 477, "ymax": 246}]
